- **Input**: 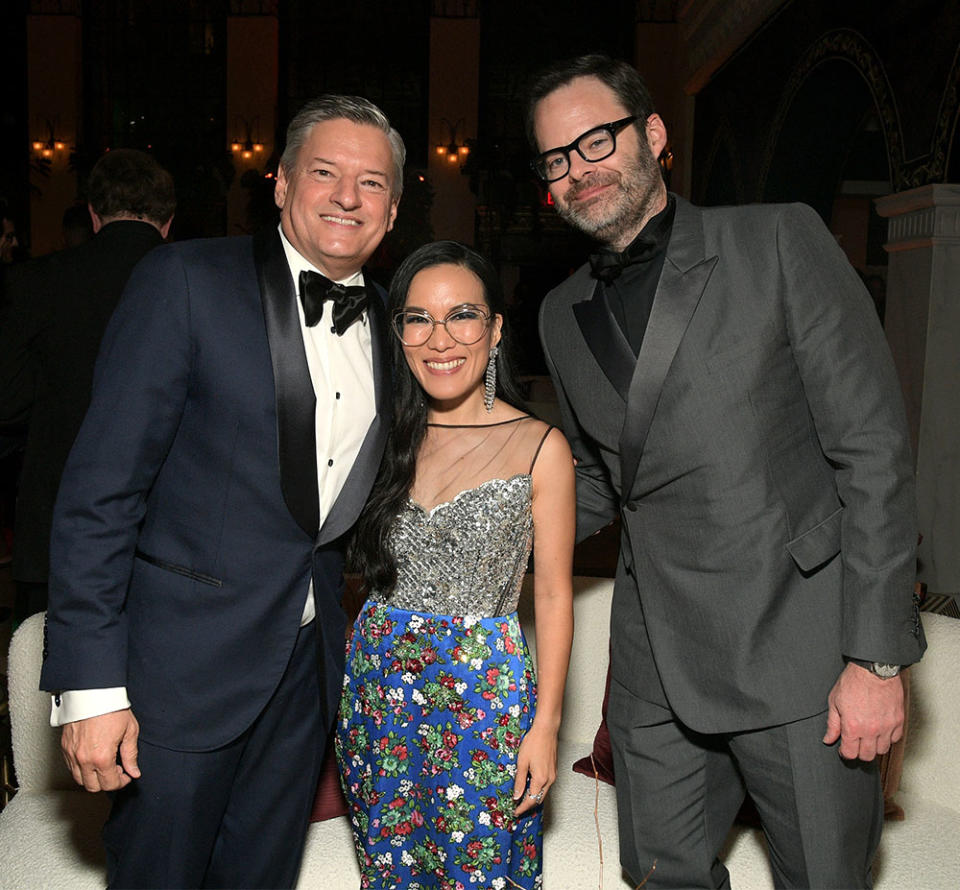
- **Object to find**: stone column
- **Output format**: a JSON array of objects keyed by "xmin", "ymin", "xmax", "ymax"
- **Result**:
[
  {"xmin": 428, "ymin": 9, "xmax": 479, "ymax": 245},
  {"xmin": 876, "ymin": 185, "xmax": 960, "ymax": 592}
]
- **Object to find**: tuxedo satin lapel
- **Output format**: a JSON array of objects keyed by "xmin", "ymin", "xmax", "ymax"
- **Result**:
[
  {"xmin": 573, "ymin": 285, "xmax": 636, "ymax": 401},
  {"xmin": 254, "ymin": 227, "xmax": 320, "ymax": 538},
  {"xmin": 319, "ymin": 279, "xmax": 392, "ymax": 545},
  {"xmin": 367, "ymin": 281, "xmax": 391, "ymax": 418},
  {"xmin": 619, "ymin": 201, "xmax": 718, "ymax": 496}
]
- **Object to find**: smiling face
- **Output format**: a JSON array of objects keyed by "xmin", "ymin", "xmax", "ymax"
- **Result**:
[
  {"xmin": 533, "ymin": 75, "xmax": 667, "ymax": 251},
  {"xmin": 274, "ymin": 117, "xmax": 399, "ymax": 279},
  {"xmin": 401, "ymin": 263, "xmax": 502, "ymax": 414}
]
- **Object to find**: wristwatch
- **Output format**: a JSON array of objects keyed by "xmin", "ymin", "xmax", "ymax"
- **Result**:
[{"xmin": 849, "ymin": 658, "xmax": 901, "ymax": 679}]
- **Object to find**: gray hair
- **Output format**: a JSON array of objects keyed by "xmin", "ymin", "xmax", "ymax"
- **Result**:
[{"xmin": 280, "ymin": 94, "xmax": 406, "ymax": 198}]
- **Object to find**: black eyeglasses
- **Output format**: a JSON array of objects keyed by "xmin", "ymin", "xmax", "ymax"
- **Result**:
[
  {"xmin": 392, "ymin": 304, "xmax": 492, "ymax": 347},
  {"xmin": 531, "ymin": 116, "xmax": 638, "ymax": 183}
]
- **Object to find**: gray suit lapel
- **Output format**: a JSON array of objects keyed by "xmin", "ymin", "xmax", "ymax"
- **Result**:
[
  {"xmin": 573, "ymin": 278, "xmax": 636, "ymax": 401},
  {"xmin": 318, "ymin": 280, "xmax": 392, "ymax": 545},
  {"xmin": 619, "ymin": 199, "xmax": 717, "ymax": 496}
]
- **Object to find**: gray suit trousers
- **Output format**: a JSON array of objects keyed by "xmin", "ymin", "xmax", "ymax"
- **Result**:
[{"xmin": 608, "ymin": 677, "xmax": 883, "ymax": 889}]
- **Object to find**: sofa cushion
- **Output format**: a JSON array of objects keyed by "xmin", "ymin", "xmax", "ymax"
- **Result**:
[
  {"xmin": 571, "ymin": 652, "xmax": 615, "ymax": 785},
  {"xmin": 545, "ymin": 740, "xmax": 632, "ymax": 888},
  {"xmin": 0, "ymin": 790, "xmax": 108, "ymax": 889}
]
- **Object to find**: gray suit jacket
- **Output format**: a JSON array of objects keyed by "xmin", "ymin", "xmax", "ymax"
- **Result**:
[{"xmin": 539, "ymin": 196, "xmax": 925, "ymax": 733}]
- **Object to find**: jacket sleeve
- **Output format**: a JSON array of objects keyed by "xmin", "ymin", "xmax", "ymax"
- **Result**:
[
  {"xmin": 40, "ymin": 246, "xmax": 193, "ymax": 692},
  {"xmin": 776, "ymin": 203, "xmax": 924, "ymax": 666},
  {"xmin": 539, "ymin": 299, "xmax": 620, "ymax": 543}
]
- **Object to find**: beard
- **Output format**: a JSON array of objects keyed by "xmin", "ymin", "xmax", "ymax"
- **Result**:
[{"xmin": 554, "ymin": 142, "xmax": 664, "ymax": 249}]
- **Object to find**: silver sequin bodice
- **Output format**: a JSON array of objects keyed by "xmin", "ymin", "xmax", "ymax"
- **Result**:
[{"xmin": 375, "ymin": 474, "xmax": 533, "ymax": 617}]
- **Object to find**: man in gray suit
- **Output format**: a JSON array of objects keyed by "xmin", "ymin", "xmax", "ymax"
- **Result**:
[{"xmin": 527, "ymin": 54, "xmax": 925, "ymax": 889}]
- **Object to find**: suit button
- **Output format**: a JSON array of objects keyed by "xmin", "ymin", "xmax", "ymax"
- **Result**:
[{"xmin": 625, "ymin": 503, "xmax": 638, "ymax": 513}]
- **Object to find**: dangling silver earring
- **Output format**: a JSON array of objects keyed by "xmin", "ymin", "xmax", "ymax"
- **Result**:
[{"xmin": 484, "ymin": 345, "xmax": 499, "ymax": 412}]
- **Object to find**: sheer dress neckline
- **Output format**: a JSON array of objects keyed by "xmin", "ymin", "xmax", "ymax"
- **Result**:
[
  {"xmin": 408, "ymin": 414, "xmax": 549, "ymax": 514},
  {"xmin": 426, "ymin": 415, "xmax": 530, "ymax": 429}
]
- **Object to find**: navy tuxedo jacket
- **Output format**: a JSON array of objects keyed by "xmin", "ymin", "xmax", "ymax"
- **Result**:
[
  {"xmin": 40, "ymin": 228, "xmax": 391, "ymax": 751},
  {"xmin": 540, "ymin": 197, "xmax": 925, "ymax": 733}
]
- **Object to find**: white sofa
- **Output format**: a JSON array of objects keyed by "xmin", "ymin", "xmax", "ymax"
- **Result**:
[{"xmin": 2, "ymin": 579, "xmax": 958, "ymax": 889}]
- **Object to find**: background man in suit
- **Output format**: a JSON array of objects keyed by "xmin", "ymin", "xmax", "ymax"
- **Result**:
[
  {"xmin": 0, "ymin": 203, "xmax": 19, "ymax": 265},
  {"xmin": 527, "ymin": 55, "xmax": 925, "ymax": 889},
  {"xmin": 60, "ymin": 202, "xmax": 95, "ymax": 249},
  {"xmin": 39, "ymin": 95, "xmax": 404, "ymax": 889},
  {"xmin": 0, "ymin": 149, "xmax": 175, "ymax": 624}
]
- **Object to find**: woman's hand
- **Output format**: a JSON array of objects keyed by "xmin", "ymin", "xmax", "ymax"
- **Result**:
[{"xmin": 512, "ymin": 721, "xmax": 559, "ymax": 817}]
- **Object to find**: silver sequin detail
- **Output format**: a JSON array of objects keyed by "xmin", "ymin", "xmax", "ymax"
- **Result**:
[{"xmin": 374, "ymin": 474, "xmax": 533, "ymax": 617}]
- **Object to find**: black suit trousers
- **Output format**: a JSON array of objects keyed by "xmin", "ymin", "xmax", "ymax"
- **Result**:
[{"xmin": 103, "ymin": 620, "xmax": 323, "ymax": 889}]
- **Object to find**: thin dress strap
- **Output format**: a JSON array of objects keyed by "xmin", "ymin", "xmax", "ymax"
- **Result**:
[{"xmin": 528, "ymin": 424, "xmax": 556, "ymax": 475}]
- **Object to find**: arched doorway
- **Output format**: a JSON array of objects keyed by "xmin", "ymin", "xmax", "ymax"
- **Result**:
[{"xmin": 762, "ymin": 56, "xmax": 894, "ymax": 318}]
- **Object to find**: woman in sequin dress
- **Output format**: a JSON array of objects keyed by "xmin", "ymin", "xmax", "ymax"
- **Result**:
[{"xmin": 337, "ymin": 241, "xmax": 575, "ymax": 890}]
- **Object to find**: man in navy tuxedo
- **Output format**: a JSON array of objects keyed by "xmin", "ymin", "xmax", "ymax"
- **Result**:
[{"xmin": 40, "ymin": 95, "xmax": 404, "ymax": 888}]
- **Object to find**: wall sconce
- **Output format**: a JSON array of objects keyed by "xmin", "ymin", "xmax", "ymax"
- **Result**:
[
  {"xmin": 31, "ymin": 119, "xmax": 68, "ymax": 158},
  {"xmin": 230, "ymin": 116, "xmax": 264, "ymax": 161},
  {"xmin": 435, "ymin": 118, "xmax": 470, "ymax": 166}
]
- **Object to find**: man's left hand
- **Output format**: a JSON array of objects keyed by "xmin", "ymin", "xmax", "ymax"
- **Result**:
[{"xmin": 823, "ymin": 662, "xmax": 904, "ymax": 761}]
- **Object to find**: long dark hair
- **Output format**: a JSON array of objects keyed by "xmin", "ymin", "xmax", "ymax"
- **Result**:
[{"xmin": 351, "ymin": 240, "xmax": 526, "ymax": 593}]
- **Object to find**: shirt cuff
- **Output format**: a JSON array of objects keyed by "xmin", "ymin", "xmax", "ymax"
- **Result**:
[{"xmin": 50, "ymin": 688, "xmax": 131, "ymax": 726}]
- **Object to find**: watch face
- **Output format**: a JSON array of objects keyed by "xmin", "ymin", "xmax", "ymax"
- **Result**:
[{"xmin": 872, "ymin": 662, "xmax": 901, "ymax": 678}]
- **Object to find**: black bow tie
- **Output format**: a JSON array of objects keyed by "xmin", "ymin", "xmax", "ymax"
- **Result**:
[
  {"xmin": 298, "ymin": 269, "xmax": 369, "ymax": 335},
  {"xmin": 588, "ymin": 233, "xmax": 661, "ymax": 284}
]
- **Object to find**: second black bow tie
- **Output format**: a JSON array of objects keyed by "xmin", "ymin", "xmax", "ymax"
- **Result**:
[
  {"xmin": 298, "ymin": 269, "xmax": 369, "ymax": 336},
  {"xmin": 588, "ymin": 234, "xmax": 660, "ymax": 284}
]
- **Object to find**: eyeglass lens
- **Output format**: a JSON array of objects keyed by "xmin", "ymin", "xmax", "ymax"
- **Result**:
[
  {"xmin": 394, "ymin": 307, "xmax": 489, "ymax": 346},
  {"xmin": 533, "ymin": 116, "xmax": 636, "ymax": 182}
]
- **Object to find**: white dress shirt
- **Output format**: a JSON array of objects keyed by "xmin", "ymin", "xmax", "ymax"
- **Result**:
[{"xmin": 51, "ymin": 227, "xmax": 376, "ymax": 726}]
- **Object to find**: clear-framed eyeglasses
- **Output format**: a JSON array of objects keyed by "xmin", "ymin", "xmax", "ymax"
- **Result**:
[
  {"xmin": 531, "ymin": 115, "xmax": 638, "ymax": 183},
  {"xmin": 392, "ymin": 304, "xmax": 493, "ymax": 347}
]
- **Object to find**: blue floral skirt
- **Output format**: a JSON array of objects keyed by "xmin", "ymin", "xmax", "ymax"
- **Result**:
[{"xmin": 335, "ymin": 601, "xmax": 543, "ymax": 890}]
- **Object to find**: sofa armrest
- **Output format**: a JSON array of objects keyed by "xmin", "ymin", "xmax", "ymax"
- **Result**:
[{"xmin": 899, "ymin": 611, "xmax": 960, "ymax": 811}]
